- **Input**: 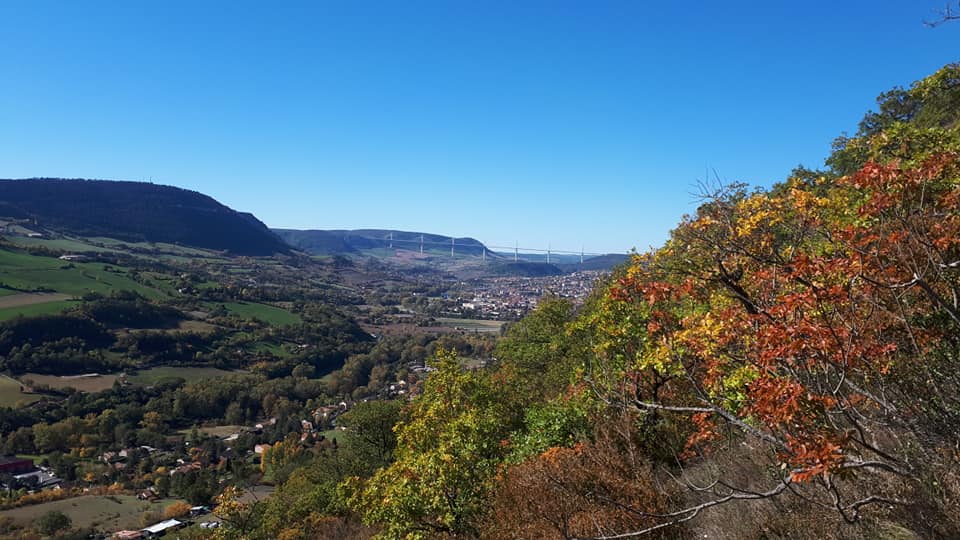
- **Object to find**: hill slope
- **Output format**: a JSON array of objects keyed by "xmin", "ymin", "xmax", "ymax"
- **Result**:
[
  {"xmin": 274, "ymin": 228, "xmax": 494, "ymax": 257},
  {"xmin": 0, "ymin": 178, "xmax": 289, "ymax": 256}
]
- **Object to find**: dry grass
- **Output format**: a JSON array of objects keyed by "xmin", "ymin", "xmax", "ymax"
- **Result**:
[
  {"xmin": 0, "ymin": 495, "xmax": 185, "ymax": 532},
  {"xmin": 178, "ymin": 425, "xmax": 245, "ymax": 438},
  {"xmin": 21, "ymin": 373, "xmax": 119, "ymax": 393},
  {"xmin": 0, "ymin": 375, "xmax": 41, "ymax": 407},
  {"xmin": 0, "ymin": 292, "xmax": 72, "ymax": 309}
]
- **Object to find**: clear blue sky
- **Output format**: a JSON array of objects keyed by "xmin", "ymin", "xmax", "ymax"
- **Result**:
[{"xmin": 0, "ymin": 1, "xmax": 957, "ymax": 254}]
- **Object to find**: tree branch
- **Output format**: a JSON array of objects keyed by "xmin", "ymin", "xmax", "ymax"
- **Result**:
[
  {"xmin": 571, "ymin": 479, "xmax": 791, "ymax": 540},
  {"xmin": 925, "ymin": 2, "xmax": 960, "ymax": 27}
]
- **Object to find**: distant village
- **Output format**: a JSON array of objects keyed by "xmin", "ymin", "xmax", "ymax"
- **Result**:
[
  {"xmin": 447, "ymin": 270, "xmax": 605, "ymax": 319},
  {"xmin": 0, "ymin": 388, "xmax": 410, "ymax": 539}
]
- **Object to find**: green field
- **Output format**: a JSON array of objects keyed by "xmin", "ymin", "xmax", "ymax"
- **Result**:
[
  {"xmin": 0, "ymin": 495, "xmax": 187, "ymax": 532},
  {"xmin": 15, "ymin": 367, "xmax": 241, "ymax": 394},
  {"xmin": 319, "ymin": 428, "xmax": 345, "ymax": 442},
  {"xmin": 0, "ymin": 248, "xmax": 168, "ymax": 299},
  {"xmin": 252, "ymin": 341, "xmax": 290, "ymax": 357},
  {"xmin": 222, "ymin": 301, "xmax": 302, "ymax": 326},
  {"xmin": 125, "ymin": 366, "xmax": 240, "ymax": 385},
  {"xmin": 87, "ymin": 237, "xmax": 224, "ymax": 258},
  {"xmin": 8, "ymin": 236, "xmax": 119, "ymax": 253},
  {"xmin": 0, "ymin": 374, "xmax": 41, "ymax": 407},
  {"xmin": 120, "ymin": 319, "xmax": 219, "ymax": 336},
  {"xmin": 177, "ymin": 320, "xmax": 219, "ymax": 334}
]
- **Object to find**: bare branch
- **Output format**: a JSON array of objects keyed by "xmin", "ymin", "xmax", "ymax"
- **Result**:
[
  {"xmin": 571, "ymin": 480, "xmax": 791, "ymax": 540},
  {"xmin": 631, "ymin": 399, "xmax": 787, "ymax": 449},
  {"xmin": 630, "ymin": 400, "xmax": 713, "ymax": 414},
  {"xmin": 925, "ymin": 2, "xmax": 960, "ymax": 27},
  {"xmin": 912, "ymin": 274, "xmax": 960, "ymax": 326}
]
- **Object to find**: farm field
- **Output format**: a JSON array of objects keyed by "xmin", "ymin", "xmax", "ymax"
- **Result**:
[
  {"xmin": 86, "ymin": 237, "xmax": 225, "ymax": 258},
  {"xmin": 0, "ymin": 495, "xmax": 187, "ymax": 532},
  {"xmin": 21, "ymin": 372, "xmax": 119, "ymax": 393},
  {"xmin": 252, "ymin": 341, "xmax": 290, "ymax": 357},
  {"xmin": 0, "ymin": 299, "xmax": 79, "ymax": 321},
  {"xmin": 0, "ymin": 248, "xmax": 168, "ymax": 299},
  {"xmin": 435, "ymin": 317, "xmax": 505, "ymax": 333},
  {"xmin": 7, "ymin": 235, "xmax": 120, "ymax": 253},
  {"xmin": 0, "ymin": 374, "xmax": 40, "ymax": 407},
  {"xmin": 0, "ymin": 292, "xmax": 72, "ymax": 309},
  {"xmin": 177, "ymin": 320, "xmax": 219, "ymax": 334},
  {"xmin": 119, "ymin": 319, "xmax": 219, "ymax": 336},
  {"xmin": 178, "ymin": 424, "xmax": 245, "ymax": 438},
  {"xmin": 125, "ymin": 366, "xmax": 240, "ymax": 385},
  {"xmin": 222, "ymin": 301, "xmax": 302, "ymax": 326},
  {"xmin": 15, "ymin": 367, "xmax": 241, "ymax": 394}
]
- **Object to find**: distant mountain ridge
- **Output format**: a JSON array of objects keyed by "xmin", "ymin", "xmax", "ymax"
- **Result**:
[
  {"xmin": 274, "ymin": 228, "xmax": 495, "ymax": 257},
  {"xmin": 0, "ymin": 178, "xmax": 289, "ymax": 256}
]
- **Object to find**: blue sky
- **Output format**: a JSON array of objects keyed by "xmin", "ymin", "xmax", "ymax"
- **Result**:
[{"xmin": 0, "ymin": 1, "xmax": 957, "ymax": 254}]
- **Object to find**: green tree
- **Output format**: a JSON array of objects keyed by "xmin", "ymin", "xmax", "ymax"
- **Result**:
[
  {"xmin": 36, "ymin": 510, "xmax": 71, "ymax": 535},
  {"xmin": 828, "ymin": 63, "xmax": 960, "ymax": 175},
  {"xmin": 345, "ymin": 349, "xmax": 509, "ymax": 538},
  {"xmin": 337, "ymin": 400, "xmax": 403, "ymax": 472},
  {"xmin": 494, "ymin": 297, "xmax": 579, "ymax": 405}
]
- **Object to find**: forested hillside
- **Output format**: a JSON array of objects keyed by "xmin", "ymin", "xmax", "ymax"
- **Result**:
[
  {"xmin": 0, "ymin": 179, "xmax": 289, "ymax": 256},
  {"xmin": 216, "ymin": 64, "xmax": 960, "ymax": 539},
  {"xmin": 274, "ymin": 229, "xmax": 491, "ymax": 257}
]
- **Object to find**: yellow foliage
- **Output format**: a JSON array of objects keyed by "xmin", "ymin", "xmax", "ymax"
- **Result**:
[
  {"xmin": 164, "ymin": 500, "xmax": 193, "ymax": 519},
  {"xmin": 735, "ymin": 193, "xmax": 784, "ymax": 238}
]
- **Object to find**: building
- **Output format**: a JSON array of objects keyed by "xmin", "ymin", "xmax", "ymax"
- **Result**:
[
  {"xmin": 141, "ymin": 519, "xmax": 183, "ymax": 537},
  {"xmin": 58, "ymin": 254, "xmax": 90, "ymax": 262},
  {"xmin": 0, "ymin": 456, "xmax": 34, "ymax": 475}
]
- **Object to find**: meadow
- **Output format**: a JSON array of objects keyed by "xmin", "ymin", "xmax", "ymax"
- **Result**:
[
  {"xmin": 177, "ymin": 425, "xmax": 245, "ymax": 438},
  {"xmin": 21, "ymin": 372, "xmax": 119, "ymax": 393},
  {"xmin": 124, "ymin": 366, "xmax": 240, "ymax": 385},
  {"xmin": 0, "ymin": 374, "xmax": 41, "ymax": 407},
  {"xmin": 16, "ymin": 367, "xmax": 240, "ymax": 394},
  {"xmin": 0, "ymin": 495, "xmax": 187, "ymax": 532},
  {"xmin": 8, "ymin": 236, "xmax": 120, "ymax": 253},
  {"xmin": 435, "ymin": 317, "xmax": 505, "ymax": 333},
  {"xmin": 0, "ymin": 299, "xmax": 79, "ymax": 321},
  {"xmin": 222, "ymin": 301, "xmax": 302, "ymax": 326},
  {"xmin": 0, "ymin": 248, "xmax": 168, "ymax": 300}
]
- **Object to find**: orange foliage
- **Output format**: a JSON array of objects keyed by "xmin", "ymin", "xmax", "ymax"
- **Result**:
[
  {"xmin": 163, "ymin": 501, "xmax": 192, "ymax": 519},
  {"xmin": 607, "ymin": 153, "xmax": 960, "ymax": 480},
  {"xmin": 485, "ymin": 418, "xmax": 675, "ymax": 539}
]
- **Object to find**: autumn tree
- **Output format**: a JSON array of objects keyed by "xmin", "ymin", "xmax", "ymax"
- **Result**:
[
  {"xmin": 164, "ymin": 500, "xmax": 193, "ymax": 519},
  {"xmin": 485, "ymin": 414, "xmax": 677, "ymax": 540},
  {"xmin": 547, "ymin": 64, "xmax": 960, "ymax": 537}
]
